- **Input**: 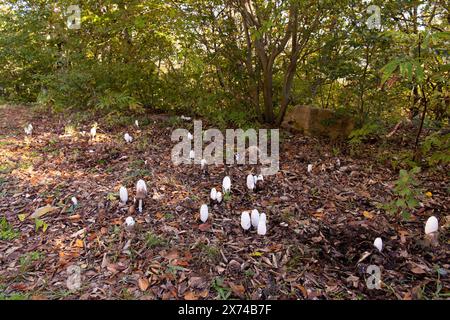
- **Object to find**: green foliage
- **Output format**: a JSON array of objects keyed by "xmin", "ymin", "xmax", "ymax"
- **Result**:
[
  {"xmin": 96, "ymin": 91, "xmax": 144, "ymax": 114},
  {"xmin": 34, "ymin": 218, "xmax": 48, "ymax": 233},
  {"xmin": 145, "ymin": 232, "xmax": 167, "ymax": 249},
  {"xmin": 0, "ymin": 1, "xmax": 447, "ymax": 131},
  {"xmin": 198, "ymin": 243, "xmax": 221, "ymax": 264},
  {"xmin": 0, "ymin": 292, "xmax": 29, "ymax": 300},
  {"xmin": 0, "ymin": 217, "xmax": 19, "ymax": 240},
  {"xmin": 421, "ymin": 133, "xmax": 450, "ymax": 166},
  {"xmin": 384, "ymin": 167, "xmax": 422, "ymax": 220},
  {"xmin": 19, "ymin": 251, "xmax": 43, "ymax": 272},
  {"xmin": 211, "ymin": 277, "xmax": 231, "ymax": 300},
  {"xmin": 349, "ymin": 123, "xmax": 383, "ymax": 146}
]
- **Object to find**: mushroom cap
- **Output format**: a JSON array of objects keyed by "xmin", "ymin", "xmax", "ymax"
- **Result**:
[
  {"xmin": 257, "ymin": 214, "xmax": 267, "ymax": 235},
  {"xmin": 210, "ymin": 188, "xmax": 217, "ymax": 201},
  {"xmin": 241, "ymin": 211, "xmax": 251, "ymax": 230},
  {"xmin": 246, "ymin": 174, "xmax": 255, "ymax": 190},
  {"xmin": 425, "ymin": 216, "xmax": 439, "ymax": 234},
  {"xmin": 200, "ymin": 204, "xmax": 209, "ymax": 223},
  {"xmin": 125, "ymin": 216, "xmax": 135, "ymax": 227},
  {"xmin": 136, "ymin": 180, "xmax": 147, "ymax": 198},
  {"xmin": 251, "ymin": 209, "xmax": 260, "ymax": 228},
  {"xmin": 373, "ymin": 237, "xmax": 383, "ymax": 252},
  {"xmin": 222, "ymin": 176, "xmax": 231, "ymax": 192},
  {"xmin": 119, "ymin": 186, "xmax": 128, "ymax": 202}
]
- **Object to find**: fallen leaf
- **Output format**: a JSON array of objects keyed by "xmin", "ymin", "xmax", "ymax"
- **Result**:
[
  {"xmin": 198, "ymin": 223, "xmax": 210, "ymax": 232},
  {"xmin": 411, "ymin": 266, "xmax": 426, "ymax": 274},
  {"xmin": 250, "ymin": 251, "xmax": 263, "ymax": 257},
  {"xmin": 229, "ymin": 282, "xmax": 245, "ymax": 298},
  {"xmin": 138, "ymin": 277, "xmax": 149, "ymax": 291},
  {"xmin": 29, "ymin": 205, "xmax": 58, "ymax": 219},
  {"xmin": 363, "ymin": 211, "xmax": 374, "ymax": 219},
  {"xmin": 74, "ymin": 239, "xmax": 84, "ymax": 248},
  {"xmin": 184, "ymin": 291, "xmax": 198, "ymax": 300}
]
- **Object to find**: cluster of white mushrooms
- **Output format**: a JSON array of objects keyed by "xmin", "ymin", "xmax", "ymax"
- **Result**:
[
  {"xmin": 22, "ymin": 120, "xmax": 441, "ymax": 248},
  {"xmin": 199, "ymin": 174, "xmax": 267, "ymax": 236}
]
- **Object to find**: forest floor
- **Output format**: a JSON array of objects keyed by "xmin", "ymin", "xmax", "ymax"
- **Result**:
[{"xmin": 0, "ymin": 104, "xmax": 448, "ymax": 300}]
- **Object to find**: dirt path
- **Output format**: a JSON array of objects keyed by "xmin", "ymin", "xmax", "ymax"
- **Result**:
[{"xmin": 0, "ymin": 104, "xmax": 448, "ymax": 300}]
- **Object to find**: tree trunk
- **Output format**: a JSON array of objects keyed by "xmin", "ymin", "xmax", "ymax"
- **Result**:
[{"xmin": 262, "ymin": 64, "xmax": 274, "ymax": 123}]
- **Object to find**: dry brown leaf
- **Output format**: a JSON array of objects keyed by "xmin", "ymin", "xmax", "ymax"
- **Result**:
[
  {"xmin": 138, "ymin": 277, "xmax": 150, "ymax": 291},
  {"xmin": 74, "ymin": 239, "xmax": 84, "ymax": 248},
  {"xmin": 411, "ymin": 266, "xmax": 426, "ymax": 274},
  {"xmin": 184, "ymin": 291, "xmax": 198, "ymax": 300},
  {"xmin": 29, "ymin": 205, "xmax": 58, "ymax": 219},
  {"xmin": 229, "ymin": 282, "xmax": 245, "ymax": 298},
  {"xmin": 198, "ymin": 223, "xmax": 211, "ymax": 232}
]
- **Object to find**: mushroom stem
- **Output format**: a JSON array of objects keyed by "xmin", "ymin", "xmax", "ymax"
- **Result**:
[{"xmin": 138, "ymin": 199, "xmax": 143, "ymax": 213}]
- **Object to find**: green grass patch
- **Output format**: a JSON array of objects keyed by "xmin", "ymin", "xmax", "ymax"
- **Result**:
[{"xmin": 0, "ymin": 217, "xmax": 20, "ymax": 240}]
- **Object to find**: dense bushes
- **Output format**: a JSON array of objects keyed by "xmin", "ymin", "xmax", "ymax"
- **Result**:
[{"xmin": 0, "ymin": 1, "xmax": 448, "ymax": 130}]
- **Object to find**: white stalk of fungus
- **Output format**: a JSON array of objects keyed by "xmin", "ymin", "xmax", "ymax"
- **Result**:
[
  {"xmin": 135, "ymin": 120, "xmax": 139, "ymax": 127},
  {"xmin": 307, "ymin": 164, "xmax": 313, "ymax": 173},
  {"xmin": 222, "ymin": 176, "xmax": 231, "ymax": 193},
  {"xmin": 216, "ymin": 192, "xmax": 222, "ymax": 203},
  {"xmin": 187, "ymin": 132, "xmax": 193, "ymax": 140},
  {"xmin": 200, "ymin": 204, "xmax": 209, "ymax": 223},
  {"xmin": 71, "ymin": 197, "xmax": 78, "ymax": 206},
  {"xmin": 241, "ymin": 211, "xmax": 251, "ymax": 230},
  {"xmin": 257, "ymin": 213, "xmax": 267, "ymax": 235},
  {"xmin": 189, "ymin": 150, "xmax": 195, "ymax": 160},
  {"xmin": 373, "ymin": 237, "xmax": 383, "ymax": 252},
  {"xmin": 251, "ymin": 209, "xmax": 260, "ymax": 228},
  {"xmin": 125, "ymin": 216, "xmax": 135, "ymax": 228},
  {"xmin": 136, "ymin": 179, "xmax": 147, "ymax": 213},
  {"xmin": 425, "ymin": 216, "xmax": 438, "ymax": 235},
  {"xmin": 119, "ymin": 186, "xmax": 128, "ymax": 204},
  {"xmin": 246, "ymin": 174, "xmax": 255, "ymax": 191}
]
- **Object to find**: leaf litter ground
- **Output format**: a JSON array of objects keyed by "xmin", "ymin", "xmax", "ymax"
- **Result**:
[{"xmin": 0, "ymin": 105, "xmax": 448, "ymax": 300}]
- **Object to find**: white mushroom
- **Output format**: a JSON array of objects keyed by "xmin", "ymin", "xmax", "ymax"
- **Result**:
[
  {"xmin": 246, "ymin": 174, "xmax": 255, "ymax": 191},
  {"xmin": 124, "ymin": 133, "xmax": 133, "ymax": 143},
  {"xmin": 125, "ymin": 216, "xmax": 135, "ymax": 228},
  {"xmin": 251, "ymin": 209, "xmax": 260, "ymax": 228},
  {"xmin": 222, "ymin": 176, "xmax": 231, "ymax": 193},
  {"xmin": 119, "ymin": 186, "xmax": 128, "ymax": 204},
  {"xmin": 373, "ymin": 237, "xmax": 383, "ymax": 252},
  {"xmin": 200, "ymin": 204, "xmax": 209, "ymax": 223},
  {"xmin": 425, "ymin": 216, "xmax": 439, "ymax": 235},
  {"xmin": 257, "ymin": 213, "xmax": 267, "ymax": 236},
  {"xmin": 210, "ymin": 188, "xmax": 217, "ymax": 201},
  {"xmin": 136, "ymin": 180, "xmax": 147, "ymax": 213},
  {"xmin": 241, "ymin": 211, "xmax": 251, "ymax": 230}
]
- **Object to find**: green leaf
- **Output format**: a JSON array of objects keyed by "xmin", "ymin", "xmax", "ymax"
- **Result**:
[{"xmin": 381, "ymin": 59, "xmax": 400, "ymax": 85}]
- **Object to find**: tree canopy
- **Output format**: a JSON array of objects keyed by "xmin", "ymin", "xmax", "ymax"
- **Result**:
[{"xmin": 0, "ymin": 1, "xmax": 448, "ymax": 127}]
